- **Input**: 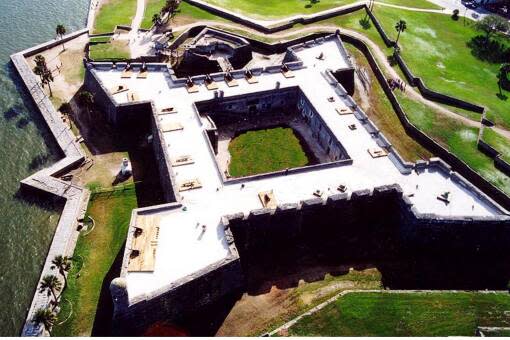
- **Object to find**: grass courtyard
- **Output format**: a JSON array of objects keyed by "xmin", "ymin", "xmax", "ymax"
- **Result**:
[
  {"xmin": 228, "ymin": 127, "xmax": 311, "ymax": 177},
  {"xmin": 93, "ymin": 0, "xmax": 137, "ymax": 34},
  {"xmin": 202, "ymin": 0, "xmax": 440, "ymax": 20},
  {"xmin": 52, "ymin": 187, "xmax": 138, "ymax": 336},
  {"xmin": 88, "ymin": 41, "xmax": 130, "ymax": 61},
  {"xmin": 287, "ymin": 292, "xmax": 510, "ymax": 336}
]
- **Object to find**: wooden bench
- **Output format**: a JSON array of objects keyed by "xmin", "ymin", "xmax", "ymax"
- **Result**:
[
  {"xmin": 368, "ymin": 147, "xmax": 388, "ymax": 158},
  {"xmin": 258, "ymin": 190, "xmax": 277, "ymax": 209},
  {"xmin": 128, "ymin": 215, "xmax": 161, "ymax": 272},
  {"xmin": 179, "ymin": 178, "xmax": 202, "ymax": 192},
  {"xmin": 121, "ymin": 69, "xmax": 133, "ymax": 79},
  {"xmin": 172, "ymin": 155, "xmax": 194, "ymax": 167},
  {"xmin": 137, "ymin": 70, "xmax": 148, "ymax": 79},
  {"xmin": 336, "ymin": 107, "xmax": 353, "ymax": 115}
]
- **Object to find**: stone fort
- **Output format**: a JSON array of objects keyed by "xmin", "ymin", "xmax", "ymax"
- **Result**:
[{"xmin": 82, "ymin": 28, "xmax": 510, "ymax": 334}]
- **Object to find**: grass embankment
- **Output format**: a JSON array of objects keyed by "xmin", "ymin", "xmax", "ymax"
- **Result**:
[
  {"xmin": 482, "ymin": 128, "xmax": 510, "ymax": 163},
  {"xmin": 218, "ymin": 268, "xmax": 382, "ymax": 336},
  {"xmin": 52, "ymin": 187, "xmax": 138, "ymax": 336},
  {"xmin": 89, "ymin": 41, "xmax": 130, "ymax": 61},
  {"xmin": 288, "ymin": 292, "xmax": 510, "ymax": 336},
  {"xmin": 93, "ymin": 0, "xmax": 138, "ymax": 34},
  {"xmin": 395, "ymin": 92, "xmax": 510, "ymax": 194},
  {"xmin": 322, "ymin": 5, "xmax": 510, "ymax": 128},
  {"xmin": 345, "ymin": 44, "xmax": 431, "ymax": 162},
  {"xmin": 202, "ymin": 0, "xmax": 440, "ymax": 20},
  {"xmin": 228, "ymin": 127, "xmax": 310, "ymax": 177}
]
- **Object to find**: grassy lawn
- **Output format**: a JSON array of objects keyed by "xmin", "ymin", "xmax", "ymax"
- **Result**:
[
  {"xmin": 228, "ymin": 127, "xmax": 310, "ymax": 177},
  {"xmin": 396, "ymin": 92, "xmax": 510, "ymax": 194},
  {"xmin": 482, "ymin": 128, "xmax": 510, "ymax": 163},
  {"xmin": 93, "ymin": 0, "xmax": 137, "ymax": 34},
  {"xmin": 52, "ymin": 187, "xmax": 138, "ymax": 336},
  {"xmin": 89, "ymin": 41, "xmax": 130, "ymax": 61},
  {"xmin": 141, "ymin": 0, "xmax": 165, "ymax": 29},
  {"xmin": 322, "ymin": 5, "xmax": 510, "ymax": 128},
  {"xmin": 288, "ymin": 292, "xmax": 510, "ymax": 336},
  {"xmin": 202, "ymin": 0, "xmax": 440, "ymax": 20}
]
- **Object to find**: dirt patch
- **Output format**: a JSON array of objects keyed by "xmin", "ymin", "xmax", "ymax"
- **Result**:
[{"xmin": 27, "ymin": 34, "xmax": 88, "ymax": 106}]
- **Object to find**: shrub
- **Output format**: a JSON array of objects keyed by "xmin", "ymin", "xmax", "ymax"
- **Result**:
[{"xmin": 452, "ymin": 9, "xmax": 459, "ymax": 21}]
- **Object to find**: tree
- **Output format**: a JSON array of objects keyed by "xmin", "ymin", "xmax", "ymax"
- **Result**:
[
  {"xmin": 152, "ymin": 13, "xmax": 162, "ymax": 27},
  {"xmin": 475, "ymin": 14, "xmax": 510, "ymax": 43},
  {"xmin": 162, "ymin": 0, "xmax": 180, "ymax": 18},
  {"xmin": 56, "ymin": 24, "xmax": 66, "ymax": 51},
  {"xmin": 34, "ymin": 55, "xmax": 46, "ymax": 69},
  {"xmin": 33, "ymin": 54, "xmax": 54, "ymax": 96},
  {"xmin": 78, "ymin": 91, "xmax": 94, "ymax": 118},
  {"xmin": 497, "ymin": 63, "xmax": 510, "ymax": 95},
  {"xmin": 33, "ymin": 64, "xmax": 54, "ymax": 96},
  {"xmin": 395, "ymin": 20, "xmax": 407, "ymax": 45},
  {"xmin": 32, "ymin": 308, "xmax": 57, "ymax": 335},
  {"xmin": 51, "ymin": 255, "xmax": 72, "ymax": 292},
  {"xmin": 452, "ymin": 9, "xmax": 460, "ymax": 21},
  {"xmin": 38, "ymin": 274, "xmax": 62, "ymax": 308}
]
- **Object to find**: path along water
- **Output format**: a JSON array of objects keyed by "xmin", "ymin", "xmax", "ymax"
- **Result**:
[{"xmin": 0, "ymin": 0, "xmax": 88, "ymax": 335}]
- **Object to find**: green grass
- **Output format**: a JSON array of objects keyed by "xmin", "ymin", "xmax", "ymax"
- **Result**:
[
  {"xmin": 322, "ymin": 5, "xmax": 510, "ymax": 128},
  {"xmin": 175, "ymin": 1, "xmax": 230, "ymax": 23},
  {"xmin": 202, "ymin": 0, "xmax": 440, "ymax": 20},
  {"xmin": 93, "ymin": 0, "xmax": 137, "ymax": 34},
  {"xmin": 141, "ymin": 0, "xmax": 165, "ymax": 29},
  {"xmin": 52, "ymin": 187, "xmax": 138, "ymax": 336},
  {"xmin": 288, "ymin": 292, "xmax": 510, "ymax": 336},
  {"xmin": 396, "ymin": 93, "xmax": 510, "ymax": 194},
  {"xmin": 89, "ymin": 41, "xmax": 130, "ymax": 61},
  {"xmin": 482, "ymin": 128, "xmax": 510, "ymax": 163},
  {"xmin": 228, "ymin": 127, "xmax": 310, "ymax": 177},
  {"xmin": 89, "ymin": 36, "xmax": 112, "ymax": 44}
]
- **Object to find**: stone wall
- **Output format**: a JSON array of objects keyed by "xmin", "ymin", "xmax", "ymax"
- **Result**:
[
  {"xmin": 11, "ymin": 30, "xmax": 90, "ymax": 336},
  {"xmin": 226, "ymin": 184, "xmax": 510, "ymax": 267}
]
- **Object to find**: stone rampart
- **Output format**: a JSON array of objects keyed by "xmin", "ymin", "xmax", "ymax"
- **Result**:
[{"xmin": 11, "ymin": 31, "xmax": 90, "ymax": 336}]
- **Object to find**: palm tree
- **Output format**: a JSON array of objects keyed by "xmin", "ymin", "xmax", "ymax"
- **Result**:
[
  {"xmin": 162, "ymin": 0, "xmax": 180, "ymax": 21},
  {"xmin": 39, "ymin": 274, "xmax": 62, "ymax": 308},
  {"xmin": 34, "ymin": 55, "xmax": 46, "ymax": 69},
  {"xmin": 78, "ymin": 91, "xmax": 94, "ymax": 119},
  {"xmin": 51, "ymin": 255, "xmax": 72, "ymax": 292},
  {"xmin": 395, "ymin": 20, "xmax": 407, "ymax": 45},
  {"xmin": 33, "ymin": 64, "xmax": 54, "ymax": 96},
  {"xmin": 56, "ymin": 24, "xmax": 66, "ymax": 51},
  {"xmin": 32, "ymin": 308, "xmax": 57, "ymax": 335},
  {"xmin": 152, "ymin": 13, "xmax": 162, "ymax": 27}
]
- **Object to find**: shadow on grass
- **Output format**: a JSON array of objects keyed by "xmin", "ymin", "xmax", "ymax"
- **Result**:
[
  {"xmin": 467, "ymin": 35, "xmax": 510, "ymax": 63},
  {"xmin": 91, "ymin": 241, "xmax": 126, "ymax": 336}
]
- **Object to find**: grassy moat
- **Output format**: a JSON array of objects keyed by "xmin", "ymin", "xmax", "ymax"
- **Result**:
[
  {"xmin": 287, "ymin": 292, "xmax": 510, "ymax": 336},
  {"xmin": 228, "ymin": 127, "xmax": 311, "ymax": 177}
]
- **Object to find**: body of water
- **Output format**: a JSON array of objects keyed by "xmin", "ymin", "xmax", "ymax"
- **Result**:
[{"xmin": 0, "ymin": 0, "xmax": 89, "ymax": 335}]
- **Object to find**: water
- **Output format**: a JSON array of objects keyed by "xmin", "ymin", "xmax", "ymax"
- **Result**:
[{"xmin": 0, "ymin": 0, "xmax": 89, "ymax": 335}]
